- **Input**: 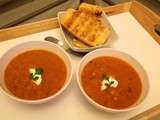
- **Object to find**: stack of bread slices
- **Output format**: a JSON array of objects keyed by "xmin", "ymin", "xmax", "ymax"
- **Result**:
[{"xmin": 61, "ymin": 3, "xmax": 111, "ymax": 47}]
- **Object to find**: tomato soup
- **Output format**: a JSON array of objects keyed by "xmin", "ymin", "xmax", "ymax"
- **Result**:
[
  {"xmin": 5, "ymin": 50, "xmax": 67, "ymax": 100},
  {"xmin": 81, "ymin": 56, "xmax": 142, "ymax": 109}
]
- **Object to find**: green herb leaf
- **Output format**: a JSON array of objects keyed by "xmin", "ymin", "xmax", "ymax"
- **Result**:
[
  {"xmin": 110, "ymin": 81, "xmax": 114, "ymax": 85},
  {"xmin": 35, "ymin": 68, "xmax": 43, "ymax": 75},
  {"xmin": 102, "ymin": 74, "xmax": 115, "ymax": 89},
  {"xmin": 30, "ymin": 73, "xmax": 39, "ymax": 81},
  {"xmin": 29, "ymin": 68, "xmax": 43, "ymax": 81},
  {"xmin": 32, "ymin": 76, "xmax": 39, "ymax": 81}
]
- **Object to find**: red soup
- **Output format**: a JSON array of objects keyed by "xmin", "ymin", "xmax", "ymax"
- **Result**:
[
  {"xmin": 5, "ymin": 50, "xmax": 67, "ymax": 100},
  {"xmin": 81, "ymin": 56, "xmax": 142, "ymax": 109}
]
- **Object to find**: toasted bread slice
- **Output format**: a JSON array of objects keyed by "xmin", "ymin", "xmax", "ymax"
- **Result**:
[
  {"xmin": 79, "ymin": 3, "xmax": 102, "ymax": 16},
  {"xmin": 61, "ymin": 5, "xmax": 111, "ymax": 47},
  {"xmin": 72, "ymin": 38, "xmax": 89, "ymax": 48}
]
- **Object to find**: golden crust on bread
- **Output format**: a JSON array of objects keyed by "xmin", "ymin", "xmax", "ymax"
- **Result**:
[
  {"xmin": 72, "ymin": 38, "xmax": 89, "ymax": 48},
  {"xmin": 79, "ymin": 3, "xmax": 102, "ymax": 16},
  {"xmin": 61, "ymin": 3, "xmax": 111, "ymax": 47}
]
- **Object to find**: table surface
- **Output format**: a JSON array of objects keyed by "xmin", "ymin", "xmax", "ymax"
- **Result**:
[{"xmin": 0, "ymin": 12, "xmax": 160, "ymax": 120}]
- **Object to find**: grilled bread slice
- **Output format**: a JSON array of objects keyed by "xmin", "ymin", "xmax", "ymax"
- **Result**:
[
  {"xmin": 79, "ymin": 3, "xmax": 102, "ymax": 16},
  {"xmin": 61, "ymin": 5, "xmax": 111, "ymax": 47},
  {"xmin": 72, "ymin": 38, "xmax": 89, "ymax": 48}
]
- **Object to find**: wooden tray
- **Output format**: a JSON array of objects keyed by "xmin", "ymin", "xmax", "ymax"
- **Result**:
[
  {"xmin": 0, "ymin": 1, "xmax": 159, "ymax": 44},
  {"xmin": 0, "ymin": 1, "xmax": 160, "ymax": 120}
]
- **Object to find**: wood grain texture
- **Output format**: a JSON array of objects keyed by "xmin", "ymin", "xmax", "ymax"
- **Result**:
[
  {"xmin": 103, "ymin": 2, "xmax": 131, "ymax": 15},
  {"xmin": 129, "ymin": 104, "xmax": 160, "ymax": 120},
  {"xmin": 136, "ymin": 0, "xmax": 160, "ymax": 16},
  {"xmin": 0, "ymin": 18, "xmax": 58, "ymax": 42},
  {"xmin": 0, "ymin": 2, "xmax": 131, "ymax": 42},
  {"xmin": 130, "ymin": 1, "xmax": 160, "ymax": 45},
  {"xmin": 0, "ymin": 1, "xmax": 159, "ymax": 45},
  {"xmin": 0, "ymin": 0, "xmax": 66, "ymax": 29}
]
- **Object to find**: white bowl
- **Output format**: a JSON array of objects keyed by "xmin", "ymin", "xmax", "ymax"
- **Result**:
[
  {"xmin": 58, "ymin": 11, "xmax": 118, "ymax": 53},
  {"xmin": 0, "ymin": 41, "xmax": 73, "ymax": 104},
  {"xmin": 77, "ymin": 48, "xmax": 149, "ymax": 112}
]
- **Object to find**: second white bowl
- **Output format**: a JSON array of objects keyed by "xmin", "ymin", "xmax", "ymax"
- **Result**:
[{"xmin": 77, "ymin": 48, "xmax": 149, "ymax": 112}]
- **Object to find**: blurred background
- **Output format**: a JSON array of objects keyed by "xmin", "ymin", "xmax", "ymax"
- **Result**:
[{"xmin": 0, "ymin": 0, "xmax": 159, "ymax": 29}]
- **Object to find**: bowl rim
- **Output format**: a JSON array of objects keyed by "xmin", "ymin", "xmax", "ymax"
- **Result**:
[
  {"xmin": 76, "ymin": 48, "xmax": 149, "ymax": 112},
  {"xmin": 0, "ymin": 40, "xmax": 73, "ymax": 104}
]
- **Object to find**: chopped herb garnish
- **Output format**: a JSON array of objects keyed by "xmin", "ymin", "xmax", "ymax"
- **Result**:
[
  {"xmin": 101, "ymin": 74, "xmax": 117, "ymax": 91},
  {"xmin": 35, "ymin": 68, "xmax": 43, "ymax": 75},
  {"xmin": 32, "ymin": 76, "xmax": 39, "ymax": 81},
  {"xmin": 29, "ymin": 68, "xmax": 43, "ymax": 81},
  {"xmin": 110, "ymin": 81, "xmax": 114, "ymax": 85}
]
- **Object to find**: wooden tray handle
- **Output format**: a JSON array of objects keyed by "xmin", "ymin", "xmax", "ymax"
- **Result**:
[
  {"xmin": 155, "ymin": 24, "xmax": 160, "ymax": 36},
  {"xmin": 129, "ymin": 104, "xmax": 160, "ymax": 120},
  {"xmin": 130, "ymin": 1, "xmax": 160, "ymax": 44}
]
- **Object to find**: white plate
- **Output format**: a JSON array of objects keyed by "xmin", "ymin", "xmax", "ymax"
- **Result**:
[{"xmin": 58, "ymin": 11, "xmax": 118, "ymax": 52}]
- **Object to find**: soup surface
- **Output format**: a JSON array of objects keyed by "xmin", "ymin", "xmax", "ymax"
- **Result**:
[
  {"xmin": 5, "ymin": 50, "xmax": 67, "ymax": 100},
  {"xmin": 81, "ymin": 56, "xmax": 142, "ymax": 109}
]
